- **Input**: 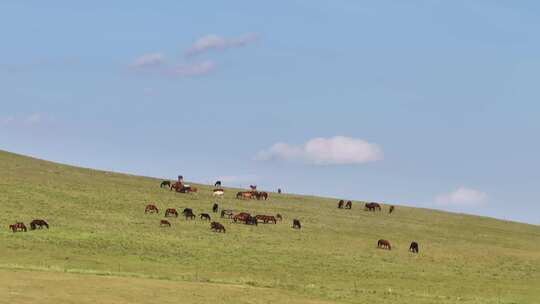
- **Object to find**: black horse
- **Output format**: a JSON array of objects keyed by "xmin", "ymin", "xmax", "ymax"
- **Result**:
[
  {"xmin": 212, "ymin": 203, "xmax": 219, "ymax": 213},
  {"xmin": 30, "ymin": 219, "xmax": 49, "ymax": 230},
  {"xmin": 245, "ymin": 216, "xmax": 258, "ymax": 226},
  {"xmin": 183, "ymin": 208, "xmax": 195, "ymax": 220},
  {"xmin": 160, "ymin": 181, "xmax": 171, "ymax": 188},
  {"xmin": 214, "ymin": 180, "xmax": 222, "ymax": 187},
  {"xmin": 200, "ymin": 213, "xmax": 211, "ymax": 221},
  {"xmin": 409, "ymin": 241, "xmax": 419, "ymax": 253},
  {"xmin": 337, "ymin": 200, "xmax": 344, "ymax": 209},
  {"xmin": 292, "ymin": 219, "xmax": 301, "ymax": 229}
]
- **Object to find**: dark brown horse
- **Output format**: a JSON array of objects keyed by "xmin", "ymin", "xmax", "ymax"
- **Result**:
[
  {"xmin": 365, "ymin": 202, "xmax": 382, "ymax": 211},
  {"xmin": 338, "ymin": 200, "xmax": 344, "ymax": 209},
  {"xmin": 255, "ymin": 192, "xmax": 268, "ymax": 200},
  {"xmin": 233, "ymin": 212, "xmax": 251, "ymax": 223},
  {"xmin": 200, "ymin": 213, "xmax": 211, "ymax": 221},
  {"xmin": 409, "ymin": 241, "xmax": 419, "ymax": 253},
  {"xmin": 292, "ymin": 219, "xmax": 301, "ymax": 229},
  {"xmin": 165, "ymin": 208, "xmax": 179, "ymax": 217},
  {"xmin": 160, "ymin": 220, "xmax": 171, "ymax": 227},
  {"xmin": 160, "ymin": 181, "xmax": 171, "ymax": 188},
  {"xmin": 389, "ymin": 205, "xmax": 395, "ymax": 214},
  {"xmin": 211, "ymin": 221, "xmax": 226, "ymax": 233},
  {"xmin": 276, "ymin": 214, "xmax": 283, "ymax": 221},
  {"xmin": 377, "ymin": 239, "xmax": 391, "ymax": 250},
  {"xmin": 145, "ymin": 204, "xmax": 159, "ymax": 214},
  {"xmin": 345, "ymin": 201, "xmax": 352, "ymax": 209},
  {"xmin": 212, "ymin": 203, "xmax": 219, "ymax": 213},
  {"xmin": 182, "ymin": 208, "xmax": 195, "ymax": 220},
  {"xmin": 30, "ymin": 219, "xmax": 49, "ymax": 230},
  {"xmin": 10, "ymin": 222, "xmax": 27, "ymax": 232}
]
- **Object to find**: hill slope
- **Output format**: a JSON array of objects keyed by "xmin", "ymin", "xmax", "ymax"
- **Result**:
[{"xmin": 1, "ymin": 150, "xmax": 539, "ymax": 304}]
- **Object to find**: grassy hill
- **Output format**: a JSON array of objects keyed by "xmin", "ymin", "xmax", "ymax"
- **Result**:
[{"xmin": 1, "ymin": 150, "xmax": 539, "ymax": 304}]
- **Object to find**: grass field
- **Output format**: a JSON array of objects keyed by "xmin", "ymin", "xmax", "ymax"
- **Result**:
[{"xmin": 1, "ymin": 150, "xmax": 539, "ymax": 303}]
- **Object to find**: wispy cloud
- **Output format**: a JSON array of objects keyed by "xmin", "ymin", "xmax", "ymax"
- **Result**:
[
  {"xmin": 185, "ymin": 33, "xmax": 259, "ymax": 56},
  {"xmin": 130, "ymin": 53, "xmax": 165, "ymax": 69},
  {"xmin": 169, "ymin": 60, "xmax": 216, "ymax": 77},
  {"xmin": 435, "ymin": 187, "xmax": 488, "ymax": 207},
  {"xmin": 0, "ymin": 113, "xmax": 53, "ymax": 127},
  {"xmin": 256, "ymin": 136, "xmax": 383, "ymax": 165}
]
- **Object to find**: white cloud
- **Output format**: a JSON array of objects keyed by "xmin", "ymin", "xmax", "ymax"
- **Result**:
[
  {"xmin": 256, "ymin": 136, "xmax": 383, "ymax": 165},
  {"xmin": 169, "ymin": 60, "xmax": 216, "ymax": 77},
  {"xmin": 186, "ymin": 33, "xmax": 259, "ymax": 56},
  {"xmin": 130, "ymin": 53, "xmax": 165, "ymax": 69},
  {"xmin": 435, "ymin": 187, "xmax": 488, "ymax": 207}
]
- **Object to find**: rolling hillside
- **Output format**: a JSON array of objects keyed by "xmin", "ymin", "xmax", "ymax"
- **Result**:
[{"xmin": 1, "ymin": 150, "xmax": 539, "ymax": 304}]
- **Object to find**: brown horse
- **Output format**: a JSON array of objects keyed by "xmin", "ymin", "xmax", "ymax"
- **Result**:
[
  {"xmin": 365, "ymin": 202, "xmax": 382, "ymax": 211},
  {"xmin": 145, "ymin": 204, "xmax": 159, "ymax": 214},
  {"xmin": 233, "ymin": 212, "xmax": 251, "ymax": 223},
  {"xmin": 212, "ymin": 203, "xmax": 219, "ymax": 213},
  {"xmin": 345, "ymin": 201, "xmax": 352, "ymax": 209},
  {"xmin": 409, "ymin": 241, "xmax": 419, "ymax": 253},
  {"xmin": 377, "ymin": 239, "xmax": 391, "ymax": 250},
  {"xmin": 389, "ymin": 205, "xmax": 395, "ymax": 214},
  {"xmin": 165, "ymin": 208, "xmax": 179, "ymax": 217},
  {"xmin": 276, "ymin": 214, "xmax": 283, "ymax": 221},
  {"xmin": 10, "ymin": 222, "xmax": 27, "ymax": 232},
  {"xmin": 171, "ymin": 182, "xmax": 198, "ymax": 193},
  {"xmin": 292, "ymin": 219, "xmax": 301, "ymax": 229},
  {"xmin": 211, "ymin": 222, "xmax": 226, "ymax": 233},
  {"xmin": 30, "ymin": 219, "xmax": 49, "ymax": 230},
  {"xmin": 236, "ymin": 191, "xmax": 255, "ymax": 200},
  {"xmin": 160, "ymin": 220, "xmax": 171, "ymax": 227},
  {"xmin": 255, "ymin": 215, "xmax": 277, "ymax": 224},
  {"xmin": 337, "ymin": 200, "xmax": 344, "ymax": 209}
]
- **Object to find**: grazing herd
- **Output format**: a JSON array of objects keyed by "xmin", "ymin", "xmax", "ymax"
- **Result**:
[
  {"xmin": 8, "ymin": 219, "xmax": 49, "ymax": 233},
  {"xmin": 7, "ymin": 177, "xmax": 419, "ymax": 257},
  {"xmin": 145, "ymin": 201, "xmax": 300, "ymax": 234}
]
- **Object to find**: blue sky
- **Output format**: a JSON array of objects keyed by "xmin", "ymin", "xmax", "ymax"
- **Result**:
[{"xmin": 1, "ymin": 1, "xmax": 539, "ymax": 224}]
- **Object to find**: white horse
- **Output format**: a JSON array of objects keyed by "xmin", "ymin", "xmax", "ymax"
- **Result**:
[{"xmin": 212, "ymin": 189, "xmax": 224, "ymax": 197}]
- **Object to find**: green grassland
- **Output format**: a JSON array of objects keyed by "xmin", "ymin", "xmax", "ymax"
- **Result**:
[{"xmin": 1, "ymin": 150, "xmax": 539, "ymax": 303}]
